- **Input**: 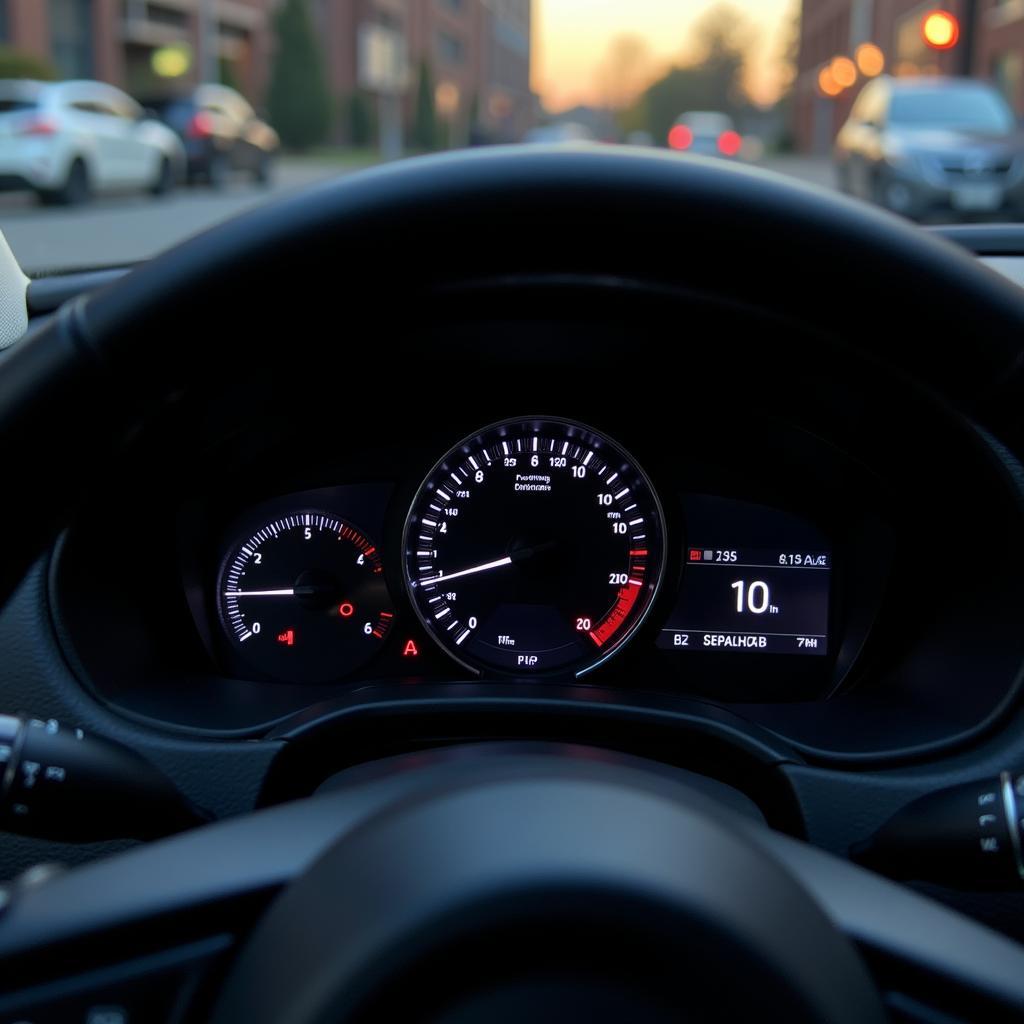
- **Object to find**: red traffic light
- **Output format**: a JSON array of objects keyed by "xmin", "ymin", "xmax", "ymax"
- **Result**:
[{"xmin": 921, "ymin": 10, "xmax": 959, "ymax": 50}]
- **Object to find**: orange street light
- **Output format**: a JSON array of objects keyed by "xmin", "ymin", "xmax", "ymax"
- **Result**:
[
  {"xmin": 855, "ymin": 43, "xmax": 885, "ymax": 77},
  {"xmin": 818, "ymin": 66, "xmax": 842, "ymax": 97},
  {"xmin": 921, "ymin": 10, "xmax": 959, "ymax": 50},
  {"xmin": 435, "ymin": 81, "xmax": 461, "ymax": 117},
  {"xmin": 829, "ymin": 56, "xmax": 858, "ymax": 89}
]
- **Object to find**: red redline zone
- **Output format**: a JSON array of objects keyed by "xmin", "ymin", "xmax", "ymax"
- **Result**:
[
  {"xmin": 588, "ymin": 579, "xmax": 643, "ymax": 647},
  {"xmin": 339, "ymin": 525, "xmax": 385, "ymax": 574}
]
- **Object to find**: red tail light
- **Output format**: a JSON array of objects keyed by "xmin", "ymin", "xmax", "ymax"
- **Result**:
[
  {"xmin": 717, "ymin": 130, "xmax": 742, "ymax": 157},
  {"xmin": 668, "ymin": 124, "xmax": 693, "ymax": 151},
  {"xmin": 17, "ymin": 115, "xmax": 58, "ymax": 136},
  {"xmin": 186, "ymin": 111, "xmax": 214, "ymax": 139}
]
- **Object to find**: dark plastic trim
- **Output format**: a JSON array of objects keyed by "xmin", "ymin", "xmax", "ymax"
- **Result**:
[
  {"xmin": 27, "ymin": 268, "xmax": 131, "ymax": 316},
  {"xmin": 931, "ymin": 224, "xmax": 1024, "ymax": 256}
]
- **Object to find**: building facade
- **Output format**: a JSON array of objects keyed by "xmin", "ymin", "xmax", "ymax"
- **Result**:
[
  {"xmin": 315, "ymin": 0, "xmax": 532, "ymax": 144},
  {"xmin": 479, "ymin": 0, "xmax": 532, "ymax": 141},
  {"xmin": 0, "ymin": 0, "xmax": 533, "ymax": 144},
  {"xmin": 0, "ymin": 1, "xmax": 271, "ymax": 100},
  {"xmin": 795, "ymin": 0, "xmax": 1018, "ymax": 152}
]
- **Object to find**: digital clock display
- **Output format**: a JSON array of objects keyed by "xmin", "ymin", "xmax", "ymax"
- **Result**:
[{"xmin": 658, "ymin": 544, "xmax": 832, "ymax": 656}]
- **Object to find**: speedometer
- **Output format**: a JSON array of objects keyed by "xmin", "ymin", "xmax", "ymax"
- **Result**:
[{"xmin": 403, "ymin": 417, "xmax": 665, "ymax": 676}]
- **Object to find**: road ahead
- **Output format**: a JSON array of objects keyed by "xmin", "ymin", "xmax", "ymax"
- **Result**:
[
  {"xmin": 0, "ymin": 154, "xmax": 835, "ymax": 273},
  {"xmin": 0, "ymin": 160, "xmax": 347, "ymax": 273},
  {"xmin": 760, "ymin": 154, "xmax": 836, "ymax": 191}
]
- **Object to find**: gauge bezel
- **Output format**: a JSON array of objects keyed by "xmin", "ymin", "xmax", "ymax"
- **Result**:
[
  {"xmin": 401, "ymin": 415, "xmax": 668, "ymax": 678},
  {"xmin": 215, "ymin": 509, "xmax": 394, "ymax": 684}
]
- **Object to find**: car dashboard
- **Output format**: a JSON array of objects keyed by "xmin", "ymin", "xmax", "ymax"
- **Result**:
[
  {"xmin": 3, "ymin": 220, "xmax": 1024, "ymax": 967},
  {"xmin": 42, "ymin": 299, "xmax": 1024, "ymax": 764}
]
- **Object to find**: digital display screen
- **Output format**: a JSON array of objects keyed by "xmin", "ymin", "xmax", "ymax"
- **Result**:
[{"xmin": 658, "ymin": 545, "xmax": 831, "ymax": 656}]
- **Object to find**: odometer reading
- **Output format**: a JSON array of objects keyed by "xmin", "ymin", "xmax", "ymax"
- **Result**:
[{"xmin": 404, "ymin": 417, "xmax": 666, "ymax": 676}]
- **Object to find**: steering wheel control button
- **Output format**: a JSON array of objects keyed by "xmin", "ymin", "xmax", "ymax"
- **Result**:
[{"xmin": 852, "ymin": 775, "xmax": 1024, "ymax": 888}]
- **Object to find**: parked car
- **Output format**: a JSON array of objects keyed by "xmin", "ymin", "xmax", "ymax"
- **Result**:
[
  {"xmin": 0, "ymin": 79, "xmax": 183, "ymax": 205},
  {"xmin": 144, "ymin": 84, "xmax": 279, "ymax": 187},
  {"xmin": 521, "ymin": 122, "xmax": 596, "ymax": 144},
  {"xmin": 625, "ymin": 129, "xmax": 655, "ymax": 147},
  {"xmin": 668, "ymin": 111, "xmax": 743, "ymax": 158},
  {"xmin": 835, "ymin": 76, "xmax": 1024, "ymax": 221}
]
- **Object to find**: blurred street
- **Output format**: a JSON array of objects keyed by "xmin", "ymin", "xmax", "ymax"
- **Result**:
[
  {"xmin": 760, "ymin": 155, "xmax": 835, "ymax": 191},
  {"xmin": 0, "ymin": 159, "xmax": 348, "ymax": 273},
  {"xmin": 0, "ymin": 153, "xmax": 836, "ymax": 273}
]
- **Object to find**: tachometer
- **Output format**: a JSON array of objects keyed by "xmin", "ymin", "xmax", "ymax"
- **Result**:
[
  {"xmin": 218, "ymin": 512, "xmax": 393, "ymax": 683},
  {"xmin": 403, "ymin": 417, "xmax": 665, "ymax": 676}
]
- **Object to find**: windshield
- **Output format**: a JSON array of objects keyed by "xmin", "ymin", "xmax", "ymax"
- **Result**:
[
  {"xmin": 889, "ymin": 86, "xmax": 1015, "ymax": 132},
  {"xmin": 0, "ymin": 0, "xmax": 1019, "ymax": 272}
]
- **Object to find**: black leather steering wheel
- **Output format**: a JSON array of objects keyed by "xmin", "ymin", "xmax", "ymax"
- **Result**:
[{"xmin": 2, "ymin": 148, "xmax": 1024, "ymax": 1020}]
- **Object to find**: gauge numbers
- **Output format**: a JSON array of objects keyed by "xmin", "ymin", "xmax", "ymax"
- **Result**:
[
  {"xmin": 219, "ymin": 512, "xmax": 393, "ymax": 684},
  {"xmin": 403, "ymin": 417, "xmax": 666, "ymax": 677}
]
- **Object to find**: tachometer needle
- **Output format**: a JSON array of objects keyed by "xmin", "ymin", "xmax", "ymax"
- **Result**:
[
  {"xmin": 418, "ymin": 556, "xmax": 512, "ymax": 587},
  {"xmin": 223, "ymin": 589, "xmax": 296, "ymax": 597}
]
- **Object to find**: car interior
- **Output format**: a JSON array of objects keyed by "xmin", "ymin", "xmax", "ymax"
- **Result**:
[{"xmin": 1, "ymin": 145, "xmax": 1024, "ymax": 1022}]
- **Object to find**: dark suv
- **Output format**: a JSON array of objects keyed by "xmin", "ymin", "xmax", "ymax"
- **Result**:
[
  {"xmin": 145, "ymin": 83, "xmax": 279, "ymax": 187},
  {"xmin": 835, "ymin": 76, "xmax": 1024, "ymax": 220}
]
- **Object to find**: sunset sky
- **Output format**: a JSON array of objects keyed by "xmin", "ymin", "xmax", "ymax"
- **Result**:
[{"xmin": 532, "ymin": 0, "xmax": 798, "ymax": 112}]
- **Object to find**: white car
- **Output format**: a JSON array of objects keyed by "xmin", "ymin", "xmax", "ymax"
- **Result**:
[{"xmin": 0, "ymin": 79, "xmax": 184, "ymax": 205}]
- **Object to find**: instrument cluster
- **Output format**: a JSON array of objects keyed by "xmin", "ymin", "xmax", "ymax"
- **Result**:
[{"xmin": 192, "ymin": 415, "xmax": 880, "ymax": 702}]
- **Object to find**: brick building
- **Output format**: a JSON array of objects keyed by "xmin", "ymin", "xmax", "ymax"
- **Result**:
[
  {"xmin": 315, "ymin": 0, "xmax": 532, "ymax": 143},
  {"xmin": 795, "ymin": 0, "xmax": 1022, "ymax": 152},
  {"xmin": 0, "ymin": 0, "xmax": 533, "ymax": 144},
  {"xmin": 0, "ymin": 1, "xmax": 271, "ymax": 98}
]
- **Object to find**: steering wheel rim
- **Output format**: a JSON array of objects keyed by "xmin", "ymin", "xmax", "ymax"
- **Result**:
[
  {"xmin": 1, "ymin": 147, "xmax": 1024, "ymax": 1017},
  {"xmin": 210, "ymin": 750, "xmax": 885, "ymax": 1024},
  {"xmin": 1, "ymin": 742, "xmax": 1023, "ymax": 1020},
  {"xmin": 2, "ymin": 146, "xmax": 1024, "ymax": 603}
]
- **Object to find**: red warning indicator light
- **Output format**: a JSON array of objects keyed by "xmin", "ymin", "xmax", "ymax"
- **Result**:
[
  {"xmin": 403, "ymin": 639, "xmax": 420, "ymax": 657},
  {"xmin": 338, "ymin": 602, "xmax": 355, "ymax": 618},
  {"xmin": 689, "ymin": 548, "xmax": 703, "ymax": 562},
  {"xmin": 276, "ymin": 629, "xmax": 295, "ymax": 646}
]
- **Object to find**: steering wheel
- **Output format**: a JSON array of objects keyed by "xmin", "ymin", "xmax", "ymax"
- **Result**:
[{"xmin": 1, "ymin": 147, "xmax": 1023, "ymax": 1022}]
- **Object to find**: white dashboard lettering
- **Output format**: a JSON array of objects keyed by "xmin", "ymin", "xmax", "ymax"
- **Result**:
[
  {"xmin": 514, "ymin": 473, "xmax": 552, "ymax": 493},
  {"xmin": 703, "ymin": 634, "xmax": 768, "ymax": 649}
]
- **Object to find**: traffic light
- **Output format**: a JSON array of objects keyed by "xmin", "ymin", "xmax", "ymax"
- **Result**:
[{"xmin": 921, "ymin": 10, "xmax": 960, "ymax": 50}]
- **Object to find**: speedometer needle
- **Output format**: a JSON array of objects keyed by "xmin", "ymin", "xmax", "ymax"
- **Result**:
[
  {"xmin": 223, "ymin": 589, "xmax": 296, "ymax": 597},
  {"xmin": 418, "ymin": 556, "xmax": 512, "ymax": 587}
]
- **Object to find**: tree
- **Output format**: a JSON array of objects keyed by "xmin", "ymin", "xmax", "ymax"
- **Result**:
[
  {"xmin": 626, "ymin": 3, "xmax": 754, "ymax": 144},
  {"xmin": 411, "ymin": 61, "xmax": 438, "ymax": 152},
  {"xmin": 267, "ymin": 0, "xmax": 331, "ymax": 151},
  {"xmin": 770, "ymin": 6, "xmax": 802, "ymax": 151},
  {"xmin": 675, "ymin": 3, "xmax": 754, "ymax": 120},
  {"xmin": 0, "ymin": 47, "xmax": 57, "ymax": 81},
  {"xmin": 346, "ymin": 90, "xmax": 376, "ymax": 148},
  {"xmin": 218, "ymin": 56, "xmax": 240, "ymax": 93},
  {"xmin": 594, "ymin": 34, "xmax": 656, "ymax": 111}
]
